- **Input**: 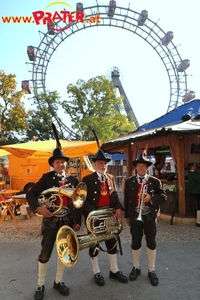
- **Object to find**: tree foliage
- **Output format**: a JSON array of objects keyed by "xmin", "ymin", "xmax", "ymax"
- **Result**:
[
  {"xmin": 0, "ymin": 70, "xmax": 28, "ymax": 143},
  {"xmin": 0, "ymin": 71, "xmax": 136, "ymax": 144},
  {"xmin": 62, "ymin": 75, "xmax": 135, "ymax": 140},
  {"xmin": 25, "ymin": 91, "xmax": 62, "ymax": 141}
]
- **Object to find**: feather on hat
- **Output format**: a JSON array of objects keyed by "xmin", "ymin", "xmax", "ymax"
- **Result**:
[
  {"xmin": 92, "ymin": 129, "xmax": 111, "ymax": 162},
  {"xmin": 48, "ymin": 123, "xmax": 70, "ymax": 167},
  {"xmin": 132, "ymin": 144, "xmax": 152, "ymax": 167}
]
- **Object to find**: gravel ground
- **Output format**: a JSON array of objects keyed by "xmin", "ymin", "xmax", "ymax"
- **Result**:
[{"xmin": 0, "ymin": 213, "xmax": 200, "ymax": 244}]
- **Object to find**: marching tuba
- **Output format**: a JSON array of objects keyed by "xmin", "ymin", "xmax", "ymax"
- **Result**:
[
  {"xmin": 56, "ymin": 208, "xmax": 123, "ymax": 268},
  {"xmin": 36, "ymin": 182, "xmax": 87, "ymax": 217}
]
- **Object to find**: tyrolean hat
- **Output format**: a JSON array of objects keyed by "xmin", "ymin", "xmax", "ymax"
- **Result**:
[
  {"xmin": 132, "ymin": 145, "xmax": 152, "ymax": 167},
  {"xmin": 48, "ymin": 148, "xmax": 70, "ymax": 167},
  {"xmin": 92, "ymin": 148, "xmax": 111, "ymax": 162}
]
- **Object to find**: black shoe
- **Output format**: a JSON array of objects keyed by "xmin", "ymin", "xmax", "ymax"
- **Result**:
[
  {"xmin": 129, "ymin": 267, "xmax": 141, "ymax": 281},
  {"xmin": 54, "ymin": 281, "xmax": 70, "ymax": 296},
  {"xmin": 109, "ymin": 271, "xmax": 128, "ymax": 283},
  {"xmin": 148, "ymin": 271, "xmax": 159, "ymax": 286},
  {"xmin": 196, "ymin": 223, "xmax": 200, "ymax": 227},
  {"xmin": 35, "ymin": 285, "xmax": 45, "ymax": 300},
  {"xmin": 94, "ymin": 272, "xmax": 105, "ymax": 286}
]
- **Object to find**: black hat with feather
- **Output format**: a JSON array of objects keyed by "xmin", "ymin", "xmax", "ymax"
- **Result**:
[
  {"xmin": 132, "ymin": 144, "xmax": 152, "ymax": 167},
  {"xmin": 48, "ymin": 123, "xmax": 70, "ymax": 167},
  {"xmin": 92, "ymin": 129, "xmax": 112, "ymax": 162}
]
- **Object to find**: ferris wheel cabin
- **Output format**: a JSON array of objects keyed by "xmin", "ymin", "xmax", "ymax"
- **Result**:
[
  {"xmin": 177, "ymin": 59, "xmax": 190, "ymax": 72},
  {"xmin": 21, "ymin": 80, "xmax": 31, "ymax": 94},
  {"xmin": 137, "ymin": 10, "xmax": 148, "ymax": 26},
  {"xmin": 27, "ymin": 46, "xmax": 35, "ymax": 61},
  {"xmin": 47, "ymin": 23, "xmax": 55, "ymax": 35},
  {"xmin": 76, "ymin": 2, "xmax": 83, "ymax": 11},
  {"xmin": 161, "ymin": 31, "xmax": 174, "ymax": 46},
  {"xmin": 107, "ymin": 1, "xmax": 116, "ymax": 17},
  {"xmin": 182, "ymin": 91, "xmax": 195, "ymax": 103}
]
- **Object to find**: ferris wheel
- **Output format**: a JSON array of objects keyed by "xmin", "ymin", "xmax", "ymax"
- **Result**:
[{"xmin": 24, "ymin": 1, "xmax": 194, "ymax": 135}]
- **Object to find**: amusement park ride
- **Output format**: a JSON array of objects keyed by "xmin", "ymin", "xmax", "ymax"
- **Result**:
[
  {"xmin": 111, "ymin": 67, "xmax": 140, "ymax": 128},
  {"xmin": 22, "ymin": 1, "xmax": 195, "ymax": 139}
]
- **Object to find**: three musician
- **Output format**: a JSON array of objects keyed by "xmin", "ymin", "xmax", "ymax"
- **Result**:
[
  {"xmin": 124, "ymin": 150, "xmax": 167, "ymax": 286},
  {"xmin": 26, "ymin": 130, "xmax": 167, "ymax": 300}
]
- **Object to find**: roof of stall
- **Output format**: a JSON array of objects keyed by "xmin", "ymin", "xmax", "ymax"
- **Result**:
[
  {"xmin": 135, "ymin": 99, "xmax": 200, "ymax": 132},
  {"xmin": 102, "ymin": 99, "xmax": 200, "ymax": 152},
  {"xmin": 102, "ymin": 119, "xmax": 200, "ymax": 151}
]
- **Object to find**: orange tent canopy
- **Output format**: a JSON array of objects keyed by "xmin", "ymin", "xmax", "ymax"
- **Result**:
[{"xmin": 0, "ymin": 140, "xmax": 102, "ymax": 159}]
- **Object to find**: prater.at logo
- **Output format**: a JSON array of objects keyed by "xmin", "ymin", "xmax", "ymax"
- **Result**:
[{"xmin": 32, "ymin": 1, "xmax": 101, "ymax": 32}]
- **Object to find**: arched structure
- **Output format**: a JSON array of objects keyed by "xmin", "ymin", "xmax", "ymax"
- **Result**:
[{"xmin": 25, "ymin": 1, "xmax": 193, "ymax": 136}]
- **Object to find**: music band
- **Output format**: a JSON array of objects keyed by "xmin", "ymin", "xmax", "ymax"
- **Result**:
[{"xmin": 24, "ymin": 125, "xmax": 167, "ymax": 300}]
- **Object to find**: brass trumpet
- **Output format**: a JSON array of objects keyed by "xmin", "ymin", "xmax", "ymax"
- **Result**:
[
  {"xmin": 36, "ymin": 182, "xmax": 87, "ymax": 217},
  {"xmin": 56, "ymin": 208, "xmax": 122, "ymax": 268},
  {"xmin": 136, "ymin": 184, "xmax": 150, "ymax": 221}
]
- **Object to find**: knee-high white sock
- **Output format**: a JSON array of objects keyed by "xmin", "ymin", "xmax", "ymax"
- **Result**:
[
  {"xmin": 132, "ymin": 248, "xmax": 141, "ymax": 269},
  {"xmin": 147, "ymin": 248, "xmax": 156, "ymax": 272},
  {"xmin": 108, "ymin": 253, "xmax": 119, "ymax": 273},
  {"xmin": 90, "ymin": 256, "xmax": 100, "ymax": 275},
  {"xmin": 38, "ymin": 261, "xmax": 48, "ymax": 287},
  {"xmin": 197, "ymin": 210, "xmax": 200, "ymax": 224},
  {"xmin": 55, "ymin": 257, "xmax": 65, "ymax": 284}
]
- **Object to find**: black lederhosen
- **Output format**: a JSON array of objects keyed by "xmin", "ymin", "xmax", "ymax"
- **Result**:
[
  {"xmin": 38, "ymin": 213, "xmax": 73, "ymax": 263},
  {"xmin": 130, "ymin": 213, "xmax": 157, "ymax": 250}
]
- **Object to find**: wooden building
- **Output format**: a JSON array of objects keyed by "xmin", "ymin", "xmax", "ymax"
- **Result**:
[{"xmin": 102, "ymin": 118, "xmax": 200, "ymax": 222}]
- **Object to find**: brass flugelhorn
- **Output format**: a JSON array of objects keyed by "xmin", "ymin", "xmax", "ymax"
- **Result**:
[
  {"xmin": 56, "ymin": 208, "xmax": 122, "ymax": 268},
  {"xmin": 36, "ymin": 182, "xmax": 87, "ymax": 217}
]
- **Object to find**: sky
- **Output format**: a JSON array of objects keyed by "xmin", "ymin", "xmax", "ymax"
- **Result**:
[{"xmin": 0, "ymin": 0, "xmax": 199, "ymax": 130}]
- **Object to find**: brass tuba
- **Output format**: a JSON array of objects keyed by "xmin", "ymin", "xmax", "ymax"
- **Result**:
[
  {"xmin": 36, "ymin": 182, "xmax": 87, "ymax": 217},
  {"xmin": 56, "ymin": 208, "xmax": 122, "ymax": 267}
]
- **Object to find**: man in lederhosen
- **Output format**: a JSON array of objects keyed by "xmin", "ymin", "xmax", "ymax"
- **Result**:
[
  {"xmin": 82, "ymin": 148, "xmax": 128, "ymax": 286},
  {"xmin": 124, "ymin": 150, "xmax": 167, "ymax": 286},
  {"xmin": 27, "ymin": 148, "xmax": 81, "ymax": 300}
]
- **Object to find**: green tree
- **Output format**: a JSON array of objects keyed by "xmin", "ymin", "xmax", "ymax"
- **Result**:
[
  {"xmin": 62, "ymin": 75, "xmax": 135, "ymax": 140},
  {"xmin": 0, "ymin": 70, "xmax": 28, "ymax": 143},
  {"xmin": 25, "ymin": 91, "xmax": 62, "ymax": 141}
]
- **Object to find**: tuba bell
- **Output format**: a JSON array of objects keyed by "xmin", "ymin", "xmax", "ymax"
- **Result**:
[
  {"xmin": 36, "ymin": 182, "xmax": 87, "ymax": 217},
  {"xmin": 8, "ymin": 193, "xmax": 27, "ymax": 215},
  {"xmin": 56, "ymin": 208, "xmax": 122, "ymax": 268},
  {"xmin": 12, "ymin": 193, "xmax": 26, "ymax": 199}
]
